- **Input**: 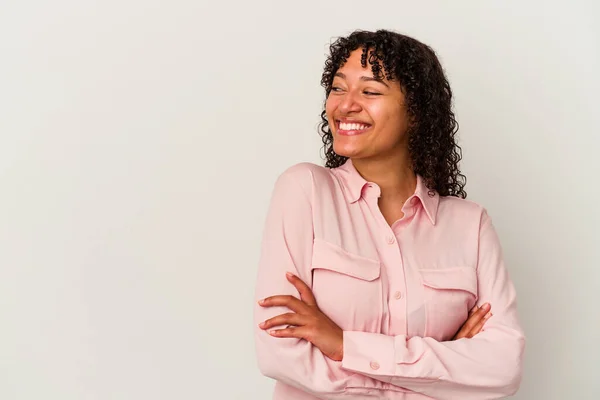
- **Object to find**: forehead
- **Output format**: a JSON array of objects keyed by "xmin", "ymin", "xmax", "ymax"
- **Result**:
[{"xmin": 335, "ymin": 48, "xmax": 392, "ymax": 81}]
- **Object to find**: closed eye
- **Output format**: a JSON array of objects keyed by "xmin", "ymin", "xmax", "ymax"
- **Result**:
[{"xmin": 364, "ymin": 91, "xmax": 381, "ymax": 96}]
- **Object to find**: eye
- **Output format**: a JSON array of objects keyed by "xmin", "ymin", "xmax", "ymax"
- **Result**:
[
  {"xmin": 364, "ymin": 91, "xmax": 381, "ymax": 96},
  {"xmin": 331, "ymin": 86, "xmax": 344, "ymax": 92}
]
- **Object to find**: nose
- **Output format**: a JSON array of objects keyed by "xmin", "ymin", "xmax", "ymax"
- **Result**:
[{"xmin": 338, "ymin": 90, "xmax": 362, "ymax": 114}]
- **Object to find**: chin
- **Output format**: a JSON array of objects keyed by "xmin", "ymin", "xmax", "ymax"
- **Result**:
[{"xmin": 333, "ymin": 144, "xmax": 361, "ymax": 159}]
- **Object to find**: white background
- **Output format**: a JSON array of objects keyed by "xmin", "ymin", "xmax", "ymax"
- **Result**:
[{"xmin": 1, "ymin": 1, "xmax": 599, "ymax": 399}]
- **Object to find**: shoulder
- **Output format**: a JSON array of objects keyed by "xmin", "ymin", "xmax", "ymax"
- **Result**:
[
  {"xmin": 275, "ymin": 162, "xmax": 335, "ymax": 195},
  {"xmin": 278, "ymin": 162, "xmax": 332, "ymax": 181},
  {"xmin": 438, "ymin": 195, "xmax": 490, "ymax": 224}
]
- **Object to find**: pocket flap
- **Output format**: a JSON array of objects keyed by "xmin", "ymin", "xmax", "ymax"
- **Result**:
[
  {"xmin": 311, "ymin": 239, "xmax": 381, "ymax": 281},
  {"xmin": 419, "ymin": 267, "xmax": 477, "ymax": 295}
]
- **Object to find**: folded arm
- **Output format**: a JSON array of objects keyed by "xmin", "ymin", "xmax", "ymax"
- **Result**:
[{"xmin": 340, "ymin": 211, "xmax": 526, "ymax": 399}]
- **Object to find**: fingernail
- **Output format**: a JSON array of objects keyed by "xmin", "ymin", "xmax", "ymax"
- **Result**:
[
  {"xmin": 286, "ymin": 272, "xmax": 294, "ymax": 279},
  {"xmin": 258, "ymin": 321, "xmax": 265, "ymax": 328},
  {"xmin": 482, "ymin": 303, "xmax": 491, "ymax": 312},
  {"xmin": 269, "ymin": 330, "xmax": 278, "ymax": 335},
  {"xmin": 258, "ymin": 299, "xmax": 265, "ymax": 305},
  {"xmin": 484, "ymin": 312, "xmax": 492, "ymax": 319}
]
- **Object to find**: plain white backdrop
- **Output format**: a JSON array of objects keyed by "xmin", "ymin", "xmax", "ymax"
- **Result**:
[{"xmin": 1, "ymin": 1, "xmax": 598, "ymax": 399}]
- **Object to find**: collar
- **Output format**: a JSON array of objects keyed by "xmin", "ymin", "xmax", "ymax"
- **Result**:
[{"xmin": 334, "ymin": 158, "xmax": 439, "ymax": 225}]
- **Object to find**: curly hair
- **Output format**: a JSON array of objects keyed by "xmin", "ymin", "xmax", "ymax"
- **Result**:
[{"xmin": 319, "ymin": 29, "xmax": 467, "ymax": 198}]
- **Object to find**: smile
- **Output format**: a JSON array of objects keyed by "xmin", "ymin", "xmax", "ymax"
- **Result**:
[{"xmin": 336, "ymin": 121, "xmax": 372, "ymax": 136}]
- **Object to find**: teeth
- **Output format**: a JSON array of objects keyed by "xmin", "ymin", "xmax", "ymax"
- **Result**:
[{"xmin": 340, "ymin": 122, "xmax": 369, "ymax": 131}]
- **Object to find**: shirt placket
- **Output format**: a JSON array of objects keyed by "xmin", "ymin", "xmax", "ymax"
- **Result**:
[
  {"xmin": 393, "ymin": 206, "xmax": 428, "ymax": 339},
  {"xmin": 362, "ymin": 185, "xmax": 408, "ymax": 337}
]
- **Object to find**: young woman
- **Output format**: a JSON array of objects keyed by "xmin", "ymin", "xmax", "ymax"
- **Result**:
[{"xmin": 254, "ymin": 29, "xmax": 525, "ymax": 400}]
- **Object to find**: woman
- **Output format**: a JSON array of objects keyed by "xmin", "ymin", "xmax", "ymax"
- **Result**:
[{"xmin": 254, "ymin": 29, "xmax": 525, "ymax": 400}]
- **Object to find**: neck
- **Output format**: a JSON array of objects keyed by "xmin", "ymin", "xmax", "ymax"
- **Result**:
[{"xmin": 351, "ymin": 155, "xmax": 417, "ymax": 201}]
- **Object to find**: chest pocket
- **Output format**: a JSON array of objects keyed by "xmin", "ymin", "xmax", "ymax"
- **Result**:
[
  {"xmin": 419, "ymin": 267, "xmax": 478, "ymax": 340},
  {"xmin": 310, "ymin": 238, "xmax": 382, "ymax": 331}
]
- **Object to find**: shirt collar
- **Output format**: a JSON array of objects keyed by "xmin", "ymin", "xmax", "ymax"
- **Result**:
[{"xmin": 334, "ymin": 158, "xmax": 439, "ymax": 225}]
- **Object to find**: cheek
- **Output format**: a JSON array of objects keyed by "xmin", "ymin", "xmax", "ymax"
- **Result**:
[
  {"xmin": 377, "ymin": 106, "xmax": 408, "ymax": 136},
  {"xmin": 325, "ymin": 99, "xmax": 335, "ymax": 120}
]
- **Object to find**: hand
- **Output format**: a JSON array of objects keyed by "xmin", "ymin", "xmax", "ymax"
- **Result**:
[
  {"xmin": 452, "ymin": 302, "xmax": 493, "ymax": 340},
  {"xmin": 258, "ymin": 272, "xmax": 344, "ymax": 361}
]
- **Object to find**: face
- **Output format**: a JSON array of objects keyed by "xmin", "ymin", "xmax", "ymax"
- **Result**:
[{"xmin": 325, "ymin": 49, "xmax": 410, "ymax": 160}]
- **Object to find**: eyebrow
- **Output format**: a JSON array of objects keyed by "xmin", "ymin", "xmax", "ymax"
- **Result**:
[{"xmin": 334, "ymin": 72, "xmax": 390, "ymax": 88}]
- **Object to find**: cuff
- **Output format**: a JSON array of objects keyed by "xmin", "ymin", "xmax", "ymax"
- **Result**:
[{"xmin": 341, "ymin": 331, "xmax": 396, "ymax": 381}]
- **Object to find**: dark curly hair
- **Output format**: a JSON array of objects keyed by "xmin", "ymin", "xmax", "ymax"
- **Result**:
[{"xmin": 319, "ymin": 29, "xmax": 467, "ymax": 198}]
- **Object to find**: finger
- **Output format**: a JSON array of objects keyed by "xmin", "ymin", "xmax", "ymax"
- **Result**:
[
  {"xmin": 258, "ymin": 295, "xmax": 309, "ymax": 313},
  {"xmin": 468, "ymin": 311, "xmax": 493, "ymax": 337},
  {"xmin": 453, "ymin": 304, "xmax": 490, "ymax": 340},
  {"xmin": 468, "ymin": 305, "xmax": 479, "ymax": 317},
  {"xmin": 268, "ymin": 326, "xmax": 306, "ymax": 339},
  {"xmin": 453, "ymin": 325, "xmax": 468, "ymax": 340},
  {"xmin": 462, "ymin": 303, "xmax": 491, "ymax": 332},
  {"xmin": 259, "ymin": 312, "xmax": 307, "ymax": 330},
  {"xmin": 286, "ymin": 272, "xmax": 317, "ymax": 306},
  {"xmin": 453, "ymin": 323, "xmax": 474, "ymax": 340}
]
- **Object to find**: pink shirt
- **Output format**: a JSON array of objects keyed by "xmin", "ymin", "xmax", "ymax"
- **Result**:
[{"xmin": 253, "ymin": 159, "xmax": 525, "ymax": 400}]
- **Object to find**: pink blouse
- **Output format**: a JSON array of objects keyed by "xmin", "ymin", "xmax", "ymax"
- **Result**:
[{"xmin": 253, "ymin": 159, "xmax": 525, "ymax": 399}]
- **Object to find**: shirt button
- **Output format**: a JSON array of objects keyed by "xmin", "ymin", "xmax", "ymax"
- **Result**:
[
  {"xmin": 386, "ymin": 236, "xmax": 396, "ymax": 244},
  {"xmin": 394, "ymin": 291, "xmax": 403, "ymax": 300},
  {"xmin": 370, "ymin": 361, "xmax": 380, "ymax": 370},
  {"xmin": 411, "ymin": 197, "xmax": 419, "ymax": 205}
]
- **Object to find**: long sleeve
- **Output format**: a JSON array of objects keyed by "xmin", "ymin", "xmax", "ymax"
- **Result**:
[
  {"xmin": 340, "ymin": 211, "xmax": 526, "ymax": 399},
  {"xmin": 253, "ymin": 165, "xmax": 372, "ymax": 399}
]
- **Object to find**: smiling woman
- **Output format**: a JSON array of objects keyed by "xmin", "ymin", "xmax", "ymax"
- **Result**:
[{"xmin": 253, "ymin": 29, "xmax": 525, "ymax": 400}]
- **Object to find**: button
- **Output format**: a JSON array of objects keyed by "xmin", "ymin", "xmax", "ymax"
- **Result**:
[
  {"xmin": 370, "ymin": 361, "xmax": 380, "ymax": 370},
  {"xmin": 411, "ymin": 197, "xmax": 419, "ymax": 205},
  {"xmin": 394, "ymin": 291, "xmax": 403, "ymax": 300},
  {"xmin": 386, "ymin": 236, "xmax": 396, "ymax": 244}
]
